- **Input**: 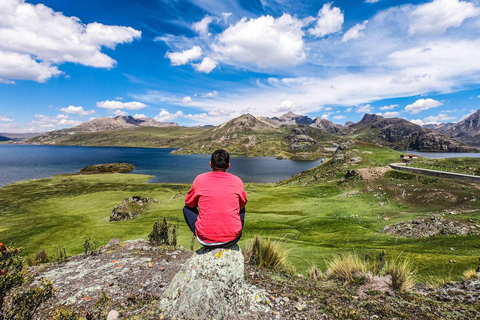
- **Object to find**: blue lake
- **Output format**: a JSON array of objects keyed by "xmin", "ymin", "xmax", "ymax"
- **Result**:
[{"xmin": 0, "ymin": 145, "xmax": 324, "ymax": 187}]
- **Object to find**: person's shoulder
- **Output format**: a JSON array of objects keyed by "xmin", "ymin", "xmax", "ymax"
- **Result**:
[
  {"xmin": 225, "ymin": 172, "xmax": 244, "ymax": 184},
  {"xmin": 192, "ymin": 172, "xmax": 210, "ymax": 182}
]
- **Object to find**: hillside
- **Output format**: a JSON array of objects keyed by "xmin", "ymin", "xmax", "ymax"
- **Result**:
[
  {"xmin": 0, "ymin": 132, "xmax": 42, "ymax": 141},
  {"xmin": 426, "ymin": 109, "xmax": 480, "ymax": 146},
  {"xmin": 29, "ymin": 115, "xmax": 178, "ymax": 144},
  {"xmin": 350, "ymin": 114, "xmax": 478, "ymax": 152},
  {"xmin": 25, "ymin": 112, "xmax": 479, "ymax": 156}
]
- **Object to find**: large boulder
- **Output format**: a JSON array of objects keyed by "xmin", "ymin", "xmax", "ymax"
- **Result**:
[
  {"xmin": 159, "ymin": 245, "xmax": 270, "ymax": 320},
  {"xmin": 109, "ymin": 196, "xmax": 158, "ymax": 221}
]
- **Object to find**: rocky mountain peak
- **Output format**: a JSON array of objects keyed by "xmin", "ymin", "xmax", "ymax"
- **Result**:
[{"xmin": 359, "ymin": 113, "xmax": 383, "ymax": 125}]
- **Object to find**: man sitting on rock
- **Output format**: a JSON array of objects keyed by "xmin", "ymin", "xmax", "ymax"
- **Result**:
[{"xmin": 183, "ymin": 149, "xmax": 247, "ymax": 248}]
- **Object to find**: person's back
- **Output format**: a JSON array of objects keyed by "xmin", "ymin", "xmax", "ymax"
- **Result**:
[{"xmin": 183, "ymin": 149, "xmax": 247, "ymax": 247}]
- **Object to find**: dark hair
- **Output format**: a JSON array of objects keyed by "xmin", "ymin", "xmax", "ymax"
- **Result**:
[{"xmin": 211, "ymin": 149, "xmax": 230, "ymax": 170}]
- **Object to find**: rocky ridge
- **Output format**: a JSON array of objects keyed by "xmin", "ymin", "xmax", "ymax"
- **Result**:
[
  {"xmin": 109, "ymin": 196, "xmax": 159, "ymax": 221},
  {"xmin": 425, "ymin": 109, "xmax": 480, "ymax": 146}
]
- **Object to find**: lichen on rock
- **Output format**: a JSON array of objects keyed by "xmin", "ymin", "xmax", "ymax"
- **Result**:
[
  {"xmin": 109, "ymin": 196, "xmax": 158, "ymax": 221},
  {"xmin": 159, "ymin": 244, "xmax": 271, "ymax": 320}
]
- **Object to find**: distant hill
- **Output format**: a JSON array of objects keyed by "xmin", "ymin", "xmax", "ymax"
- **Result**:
[
  {"xmin": 351, "ymin": 114, "xmax": 478, "ymax": 153},
  {"xmin": 0, "ymin": 132, "xmax": 43, "ymax": 141},
  {"xmin": 29, "ymin": 116, "xmax": 177, "ymax": 143},
  {"xmin": 25, "ymin": 111, "xmax": 479, "ymax": 156},
  {"xmin": 424, "ymin": 109, "xmax": 480, "ymax": 146}
]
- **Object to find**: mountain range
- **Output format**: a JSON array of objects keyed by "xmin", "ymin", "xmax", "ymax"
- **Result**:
[
  {"xmin": 423, "ymin": 109, "xmax": 480, "ymax": 146},
  {"xmin": 25, "ymin": 110, "xmax": 480, "ymax": 158}
]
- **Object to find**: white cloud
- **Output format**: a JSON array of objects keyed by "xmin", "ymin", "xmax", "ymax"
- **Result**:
[
  {"xmin": 154, "ymin": 109, "xmax": 184, "ymax": 122},
  {"xmin": 222, "ymin": 12, "xmax": 232, "ymax": 24},
  {"xmin": 356, "ymin": 104, "xmax": 373, "ymax": 113},
  {"xmin": 182, "ymin": 96, "xmax": 192, "ymax": 104},
  {"xmin": 383, "ymin": 111, "xmax": 400, "ymax": 118},
  {"xmin": 0, "ymin": 0, "xmax": 141, "ymax": 82},
  {"xmin": 380, "ymin": 104, "xmax": 398, "ymax": 110},
  {"xmin": 209, "ymin": 108, "xmax": 235, "ymax": 116},
  {"xmin": 133, "ymin": 113, "xmax": 146, "ymax": 119},
  {"xmin": 96, "ymin": 100, "xmax": 148, "ymax": 110},
  {"xmin": 270, "ymin": 100, "xmax": 305, "ymax": 113},
  {"xmin": 185, "ymin": 113, "xmax": 208, "ymax": 119},
  {"xmin": 409, "ymin": 0, "xmax": 480, "ymax": 35},
  {"xmin": 321, "ymin": 114, "xmax": 330, "ymax": 119},
  {"xmin": 423, "ymin": 113, "xmax": 455, "ymax": 124},
  {"xmin": 342, "ymin": 20, "xmax": 368, "ymax": 42},
  {"xmin": 324, "ymin": 107, "xmax": 333, "ymax": 111},
  {"xmin": 0, "ymin": 116, "xmax": 13, "ymax": 122},
  {"xmin": 212, "ymin": 14, "xmax": 306, "ymax": 68},
  {"xmin": 346, "ymin": 108, "xmax": 353, "ymax": 112},
  {"xmin": 29, "ymin": 113, "xmax": 82, "ymax": 129},
  {"xmin": 165, "ymin": 46, "xmax": 202, "ymax": 66},
  {"xmin": 410, "ymin": 119, "xmax": 424, "ymax": 126},
  {"xmin": 193, "ymin": 57, "xmax": 218, "ymax": 73},
  {"xmin": 333, "ymin": 115, "xmax": 345, "ymax": 120},
  {"xmin": 365, "ymin": 0, "xmax": 381, "ymax": 3},
  {"xmin": 202, "ymin": 90, "xmax": 218, "ymax": 98},
  {"xmin": 113, "ymin": 110, "xmax": 128, "ymax": 116},
  {"xmin": 405, "ymin": 98, "xmax": 443, "ymax": 114},
  {"xmin": 308, "ymin": 3, "xmax": 344, "ymax": 38},
  {"xmin": 59, "ymin": 105, "xmax": 94, "ymax": 116},
  {"xmin": 192, "ymin": 16, "xmax": 215, "ymax": 36}
]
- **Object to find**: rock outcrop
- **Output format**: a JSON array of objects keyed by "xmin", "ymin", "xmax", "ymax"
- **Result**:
[
  {"xmin": 79, "ymin": 163, "xmax": 135, "ymax": 174},
  {"xmin": 159, "ymin": 245, "xmax": 270, "ymax": 320},
  {"xmin": 110, "ymin": 196, "xmax": 158, "ymax": 221},
  {"xmin": 383, "ymin": 216, "xmax": 480, "ymax": 238},
  {"xmin": 287, "ymin": 127, "xmax": 317, "ymax": 150}
]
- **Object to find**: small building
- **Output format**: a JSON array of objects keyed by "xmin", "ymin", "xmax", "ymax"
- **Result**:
[{"xmin": 400, "ymin": 154, "xmax": 418, "ymax": 163}]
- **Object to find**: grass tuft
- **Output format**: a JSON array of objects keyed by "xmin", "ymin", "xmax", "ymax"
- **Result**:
[
  {"xmin": 244, "ymin": 235, "xmax": 295, "ymax": 274},
  {"xmin": 326, "ymin": 252, "xmax": 368, "ymax": 284},
  {"xmin": 385, "ymin": 259, "xmax": 416, "ymax": 292},
  {"xmin": 307, "ymin": 264, "xmax": 323, "ymax": 280},
  {"xmin": 462, "ymin": 268, "xmax": 478, "ymax": 281}
]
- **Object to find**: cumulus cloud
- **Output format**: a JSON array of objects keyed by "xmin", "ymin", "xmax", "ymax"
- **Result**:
[
  {"xmin": 380, "ymin": 104, "xmax": 398, "ymax": 110},
  {"xmin": 342, "ymin": 20, "xmax": 368, "ymax": 42},
  {"xmin": 270, "ymin": 100, "xmax": 302, "ymax": 113},
  {"xmin": 333, "ymin": 115, "xmax": 345, "ymax": 120},
  {"xmin": 308, "ymin": 3, "xmax": 344, "ymax": 38},
  {"xmin": 165, "ymin": 46, "xmax": 202, "ymax": 66},
  {"xmin": 0, "ymin": 0, "xmax": 141, "ymax": 82},
  {"xmin": 193, "ymin": 57, "xmax": 218, "ymax": 73},
  {"xmin": 59, "ymin": 105, "xmax": 94, "ymax": 116},
  {"xmin": 0, "ymin": 116, "xmax": 13, "ymax": 122},
  {"xmin": 202, "ymin": 90, "xmax": 218, "ymax": 98},
  {"xmin": 410, "ymin": 119, "xmax": 425, "ymax": 126},
  {"xmin": 113, "ymin": 110, "xmax": 128, "ymax": 116},
  {"xmin": 321, "ymin": 114, "xmax": 330, "ymax": 119},
  {"xmin": 356, "ymin": 104, "xmax": 373, "ymax": 113},
  {"xmin": 409, "ymin": 0, "xmax": 480, "ymax": 35},
  {"xmin": 96, "ymin": 100, "xmax": 148, "ymax": 110},
  {"xmin": 29, "ymin": 114, "xmax": 82, "ymax": 129},
  {"xmin": 405, "ymin": 98, "xmax": 443, "ymax": 114},
  {"xmin": 182, "ymin": 96, "xmax": 192, "ymax": 104},
  {"xmin": 383, "ymin": 111, "xmax": 400, "ymax": 118},
  {"xmin": 423, "ymin": 113, "xmax": 455, "ymax": 123},
  {"xmin": 212, "ymin": 14, "xmax": 306, "ymax": 68},
  {"xmin": 133, "ymin": 113, "xmax": 146, "ymax": 119},
  {"xmin": 209, "ymin": 108, "xmax": 235, "ymax": 116},
  {"xmin": 222, "ymin": 12, "xmax": 232, "ymax": 24},
  {"xmin": 154, "ymin": 108, "xmax": 206, "ymax": 122},
  {"xmin": 192, "ymin": 16, "xmax": 216, "ymax": 36}
]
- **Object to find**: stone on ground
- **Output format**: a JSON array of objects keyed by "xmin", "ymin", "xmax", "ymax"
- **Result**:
[{"xmin": 159, "ymin": 244, "xmax": 270, "ymax": 320}]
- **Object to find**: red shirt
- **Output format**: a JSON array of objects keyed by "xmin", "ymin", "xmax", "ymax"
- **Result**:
[{"xmin": 185, "ymin": 171, "xmax": 247, "ymax": 243}]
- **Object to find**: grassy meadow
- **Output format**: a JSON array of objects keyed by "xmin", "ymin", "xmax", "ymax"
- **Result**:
[{"xmin": 1, "ymin": 143, "xmax": 479, "ymax": 284}]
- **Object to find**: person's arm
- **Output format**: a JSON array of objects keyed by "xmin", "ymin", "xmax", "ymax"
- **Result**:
[
  {"xmin": 239, "ymin": 183, "xmax": 248, "ymax": 210},
  {"xmin": 185, "ymin": 182, "xmax": 199, "ymax": 208}
]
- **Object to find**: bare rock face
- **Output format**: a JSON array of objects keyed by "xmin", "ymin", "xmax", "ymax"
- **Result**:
[
  {"xmin": 159, "ymin": 245, "xmax": 270, "ymax": 320},
  {"xmin": 109, "ymin": 196, "xmax": 158, "ymax": 221},
  {"xmin": 287, "ymin": 127, "xmax": 318, "ymax": 150}
]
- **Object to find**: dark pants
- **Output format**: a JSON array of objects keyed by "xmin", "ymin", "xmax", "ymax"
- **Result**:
[{"xmin": 183, "ymin": 205, "xmax": 245, "ymax": 248}]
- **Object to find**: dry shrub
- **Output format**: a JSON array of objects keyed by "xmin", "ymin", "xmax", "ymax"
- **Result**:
[
  {"xmin": 385, "ymin": 259, "xmax": 416, "ymax": 292},
  {"xmin": 26, "ymin": 249, "xmax": 49, "ymax": 266},
  {"xmin": 244, "ymin": 235, "xmax": 295, "ymax": 274},
  {"xmin": 326, "ymin": 252, "xmax": 368, "ymax": 284},
  {"xmin": 462, "ymin": 268, "xmax": 478, "ymax": 281},
  {"xmin": 307, "ymin": 264, "xmax": 323, "ymax": 280}
]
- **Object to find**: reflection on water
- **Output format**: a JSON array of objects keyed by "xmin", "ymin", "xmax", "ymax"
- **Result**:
[{"xmin": 0, "ymin": 145, "xmax": 324, "ymax": 187}]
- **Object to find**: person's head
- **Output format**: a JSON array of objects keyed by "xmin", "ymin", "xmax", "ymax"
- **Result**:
[{"xmin": 210, "ymin": 149, "xmax": 230, "ymax": 171}]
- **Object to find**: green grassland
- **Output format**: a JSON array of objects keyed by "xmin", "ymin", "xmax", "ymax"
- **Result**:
[
  {"xmin": 409, "ymin": 157, "xmax": 480, "ymax": 176},
  {"xmin": 1, "ymin": 143, "xmax": 479, "ymax": 284}
]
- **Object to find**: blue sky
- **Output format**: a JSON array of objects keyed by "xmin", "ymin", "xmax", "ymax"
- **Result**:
[{"xmin": 1, "ymin": 0, "xmax": 480, "ymax": 132}]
